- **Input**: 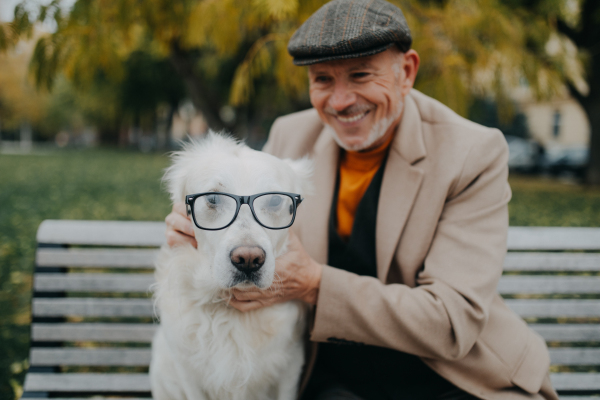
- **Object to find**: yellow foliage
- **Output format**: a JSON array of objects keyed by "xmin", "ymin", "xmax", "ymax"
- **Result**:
[
  {"xmin": 4, "ymin": 0, "xmax": 582, "ymax": 122},
  {"xmin": 0, "ymin": 35, "xmax": 49, "ymax": 129},
  {"xmin": 185, "ymin": 0, "xmax": 245, "ymax": 56},
  {"xmin": 253, "ymin": 0, "xmax": 299, "ymax": 21}
]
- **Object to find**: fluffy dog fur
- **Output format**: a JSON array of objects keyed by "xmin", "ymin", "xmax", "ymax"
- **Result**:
[{"xmin": 150, "ymin": 133, "xmax": 311, "ymax": 400}]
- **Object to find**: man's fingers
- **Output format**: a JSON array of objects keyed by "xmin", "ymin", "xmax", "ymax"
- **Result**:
[
  {"xmin": 172, "ymin": 202, "xmax": 189, "ymax": 219},
  {"xmin": 231, "ymin": 289, "xmax": 273, "ymax": 301},
  {"xmin": 166, "ymin": 229, "xmax": 197, "ymax": 248},
  {"xmin": 166, "ymin": 210, "xmax": 195, "ymax": 237},
  {"xmin": 165, "ymin": 203, "xmax": 197, "ymax": 248},
  {"xmin": 227, "ymin": 299, "xmax": 266, "ymax": 312}
]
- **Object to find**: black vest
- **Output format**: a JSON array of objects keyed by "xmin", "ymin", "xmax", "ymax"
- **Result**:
[{"xmin": 304, "ymin": 155, "xmax": 457, "ymax": 400}]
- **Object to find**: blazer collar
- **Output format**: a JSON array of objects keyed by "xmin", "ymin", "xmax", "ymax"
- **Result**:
[
  {"xmin": 376, "ymin": 93, "xmax": 426, "ymax": 281},
  {"xmin": 394, "ymin": 92, "xmax": 426, "ymax": 165}
]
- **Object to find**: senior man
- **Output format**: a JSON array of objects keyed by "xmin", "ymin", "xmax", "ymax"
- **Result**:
[{"xmin": 165, "ymin": 0, "xmax": 558, "ymax": 399}]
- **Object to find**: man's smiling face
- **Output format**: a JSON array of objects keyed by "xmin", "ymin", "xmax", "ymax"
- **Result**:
[{"xmin": 308, "ymin": 48, "xmax": 417, "ymax": 152}]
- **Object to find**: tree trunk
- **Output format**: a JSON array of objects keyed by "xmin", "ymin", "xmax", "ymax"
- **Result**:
[
  {"xmin": 168, "ymin": 42, "xmax": 226, "ymax": 131},
  {"xmin": 584, "ymin": 43, "xmax": 600, "ymax": 184},
  {"xmin": 584, "ymin": 100, "xmax": 600, "ymax": 184},
  {"xmin": 558, "ymin": 0, "xmax": 600, "ymax": 185}
]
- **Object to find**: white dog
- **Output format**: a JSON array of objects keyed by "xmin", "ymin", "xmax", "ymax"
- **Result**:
[{"xmin": 150, "ymin": 133, "xmax": 311, "ymax": 400}]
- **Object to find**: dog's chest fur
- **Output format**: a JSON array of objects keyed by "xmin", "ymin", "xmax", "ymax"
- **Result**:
[{"xmin": 152, "ymin": 245, "xmax": 305, "ymax": 399}]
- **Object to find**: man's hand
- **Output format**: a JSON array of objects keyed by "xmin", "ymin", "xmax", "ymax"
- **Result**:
[
  {"xmin": 228, "ymin": 232, "xmax": 323, "ymax": 312},
  {"xmin": 165, "ymin": 202, "xmax": 198, "ymax": 248}
]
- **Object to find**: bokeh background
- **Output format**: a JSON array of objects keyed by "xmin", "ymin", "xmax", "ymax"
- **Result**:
[{"xmin": 0, "ymin": 0, "xmax": 599, "ymax": 398}]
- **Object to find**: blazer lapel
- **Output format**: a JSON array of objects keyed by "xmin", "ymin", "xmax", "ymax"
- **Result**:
[
  {"xmin": 299, "ymin": 126, "xmax": 339, "ymax": 264},
  {"xmin": 376, "ymin": 93, "xmax": 426, "ymax": 282}
]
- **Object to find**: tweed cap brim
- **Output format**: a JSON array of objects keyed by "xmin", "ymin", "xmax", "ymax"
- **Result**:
[
  {"xmin": 288, "ymin": 0, "xmax": 412, "ymax": 66},
  {"xmin": 292, "ymin": 42, "xmax": 395, "ymax": 66}
]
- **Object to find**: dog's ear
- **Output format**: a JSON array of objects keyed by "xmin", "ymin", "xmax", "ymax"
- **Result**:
[{"xmin": 283, "ymin": 156, "xmax": 314, "ymax": 196}]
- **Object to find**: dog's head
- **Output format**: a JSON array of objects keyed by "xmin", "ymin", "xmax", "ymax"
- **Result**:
[{"xmin": 164, "ymin": 132, "xmax": 312, "ymax": 290}]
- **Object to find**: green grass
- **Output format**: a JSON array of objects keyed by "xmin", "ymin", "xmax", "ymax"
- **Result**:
[
  {"xmin": 0, "ymin": 150, "xmax": 599, "ymax": 399},
  {"xmin": 509, "ymin": 174, "xmax": 600, "ymax": 226},
  {"xmin": 0, "ymin": 149, "xmax": 171, "ymax": 400}
]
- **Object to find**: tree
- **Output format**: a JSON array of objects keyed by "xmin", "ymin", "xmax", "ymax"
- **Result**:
[
  {"xmin": 0, "ymin": 31, "xmax": 50, "ymax": 141},
  {"xmin": 556, "ymin": 0, "xmax": 600, "ymax": 183},
  {"xmin": 5, "ymin": 0, "xmax": 596, "ymax": 175}
]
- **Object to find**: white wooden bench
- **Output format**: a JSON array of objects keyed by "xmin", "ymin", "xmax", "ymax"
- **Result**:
[{"xmin": 20, "ymin": 220, "xmax": 600, "ymax": 399}]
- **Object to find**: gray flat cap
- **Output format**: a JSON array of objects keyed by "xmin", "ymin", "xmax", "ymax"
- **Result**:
[{"xmin": 288, "ymin": 0, "xmax": 412, "ymax": 66}]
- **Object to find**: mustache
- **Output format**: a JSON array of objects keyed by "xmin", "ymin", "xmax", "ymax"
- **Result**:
[{"xmin": 324, "ymin": 104, "xmax": 374, "ymax": 117}]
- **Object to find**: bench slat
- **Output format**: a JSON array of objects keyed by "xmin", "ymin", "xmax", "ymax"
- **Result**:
[
  {"xmin": 560, "ymin": 398, "xmax": 600, "ymax": 400},
  {"xmin": 30, "ymin": 348, "xmax": 151, "ymax": 366},
  {"xmin": 37, "ymin": 220, "xmax": 166, "ymax": 247},
  {"xmin": 31, "ymin": 323, "xmax": 157, "ymax": 342},
  {"xmin": 36, "ymin": 248, "xmax": 159, "ymax": 268},
  {"xmin": 22, "ymin": 373, "xmax": 600, "ymax": 393},
  {"xmin": 504, "ymin": 253, "xmax": 600, "ymax": 271},
  {"xmin": 32, "ymin": 298, "xmax": 154, "ymax": 317},
  {"xmin": 560, "ymin": 396, "xmax": 598, "ymax": 400},
  {"xmin": 498, "ymin": 276, "xmax": 600, "ymax": 294},
  {"xmin": 530, "ymin": 324, "xmax": 600, "ymax": 342},
  {"xmin": 549, "ymin": 348, "xmax": 600, "ymax": 365},
  {"xmin": 505, "ymin": 299, "xmax": 600, "ymax": 318},
  {"xmin": 551, "ymin": 372, "xmax": 600, "ymax": 390},
  {"xmin": 28, "ymin": 347, "xmax": 599, "ymax": 367},
  {"xmin": 507, "ymin": 227, "xmax": 600, "ymax": 250},
  {"xmin": 23, "ymin": 373, "xmax": 151, "ymax": 392},
  {"xmin": 36, "ymin": 223, "xmax": 600, "ymax": 250},
  {"xmin": 26, "ymin": 372, "xmax": 597, "ymax": 392},
  {"xmin": 34, "ymin": 273, "xmax": 154, "ymax": 293},
  {"xmin": 32, "ymin": 298, "xmax": 600, "ymax": 319}
]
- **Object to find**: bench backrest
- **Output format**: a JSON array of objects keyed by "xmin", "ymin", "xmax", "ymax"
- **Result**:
[
  {"xmin": 24, "ymin": 220, "xmax": 162, "ymax": 398},
  {"xmin": 22, "ymin": 221, "xmax": 600, "ymax": 399}
]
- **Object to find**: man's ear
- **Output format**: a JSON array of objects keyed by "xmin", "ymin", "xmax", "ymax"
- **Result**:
[
  {"xmin": 284, "ymin": 156, "xmax": 314, "ymax": 196},
  {"xmin": 400, "ymin": 49, "xmax": 420, "ymax": 96}
]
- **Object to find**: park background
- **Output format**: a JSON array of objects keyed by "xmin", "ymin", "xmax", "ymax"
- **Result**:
[{"xmin": 0, "ymin": 0, "xmax": 599, "ymax": 398}]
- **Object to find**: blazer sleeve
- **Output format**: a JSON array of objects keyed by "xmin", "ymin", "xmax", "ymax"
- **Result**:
[
  {"xmin": 261, "ymin": 117, "xmax": 284, "ymax": 156},
  {"xmin": 310, "ymin": 129, "xmax": 511, "ymax": 361}
]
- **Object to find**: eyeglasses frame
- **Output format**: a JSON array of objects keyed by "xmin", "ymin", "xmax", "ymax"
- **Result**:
[{"xmin": 185, "ymin": 191, "xmax": 304, "ymax": 231}]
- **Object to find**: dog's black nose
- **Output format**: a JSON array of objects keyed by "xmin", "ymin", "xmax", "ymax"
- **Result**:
[{"xmin": 230, "ymin": 246, "xmax": 266, "ymax": 274}]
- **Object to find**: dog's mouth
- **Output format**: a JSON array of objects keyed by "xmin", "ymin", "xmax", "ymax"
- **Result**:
[{"xmin": 228, "ymin": 271, "xmax": 263, "ymax": 288}]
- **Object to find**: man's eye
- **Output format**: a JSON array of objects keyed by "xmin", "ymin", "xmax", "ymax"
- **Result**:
[
  {"xmin": 352, "ymin": 72, "xmax": 369, "ymax": 79},
  {"xmin": 314, "ymin": 76, "xmax": 331, "ymax": 83}
]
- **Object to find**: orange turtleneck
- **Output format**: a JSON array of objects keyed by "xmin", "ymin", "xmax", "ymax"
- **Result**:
[{"xmin": 336, "ymin": 133, "xmax": 395, "ymax": 240}]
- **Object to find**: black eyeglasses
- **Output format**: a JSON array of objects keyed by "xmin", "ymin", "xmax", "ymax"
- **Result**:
[{"xmin": 185, "ymin": 192, "xmax": 304, "ymax": 230}]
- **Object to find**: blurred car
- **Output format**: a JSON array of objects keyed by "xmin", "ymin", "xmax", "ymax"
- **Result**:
[
  {"xmin": 505, "ymin": 135, "xmax": 542, "ymax": 173},
  {"xmin": 543, "ymin": 145, "xmax": 589, "ymax": 177}
]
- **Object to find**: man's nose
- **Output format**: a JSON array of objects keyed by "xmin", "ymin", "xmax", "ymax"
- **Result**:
[
  {"xmin": 328, "ymin": 82, "xmax": 357, "ymax": 112},
  {"xmin": 230, "ymin": 246, "xmax": 266, "ymax": 274}
]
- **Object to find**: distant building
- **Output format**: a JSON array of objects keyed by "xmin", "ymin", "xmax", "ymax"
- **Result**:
[
  {"xmin": 513, "ymin": 88, "xmax": 590, "ymax": 149},
  {"xmin": 511, "ymin": 87, "xmax": 590, "ymax": 176}
]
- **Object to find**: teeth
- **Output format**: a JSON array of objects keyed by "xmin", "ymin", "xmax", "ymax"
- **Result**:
[{"xmin": 337, "ymin": 111, "xmax": 367, "ymax": 123}]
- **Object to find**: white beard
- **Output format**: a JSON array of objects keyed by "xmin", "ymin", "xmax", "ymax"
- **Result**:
[{"xmin": 327, "ymin": 99, "xmax": 404, "ymax": 152}]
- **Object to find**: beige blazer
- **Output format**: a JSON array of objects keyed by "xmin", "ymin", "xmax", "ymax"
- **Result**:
[{"xmin": 262, "ymin": 90, "xmax": 558, "ymax": 400}]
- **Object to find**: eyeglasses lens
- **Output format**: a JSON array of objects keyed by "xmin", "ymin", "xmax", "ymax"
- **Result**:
[
  {"xmin": 253, "ymin": 194, "xmax": 294, "ymax": 228},
  {"xmin": 193, "ymin": 194, "xmax": 237, "ymax": 229}
]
